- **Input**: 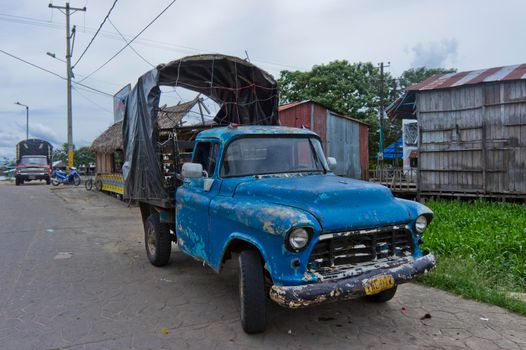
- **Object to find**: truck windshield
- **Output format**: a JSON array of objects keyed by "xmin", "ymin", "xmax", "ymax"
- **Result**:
[
  {"xmin": 20, "ymin": 157, "xmax": 48, "ymax": 165},
  {"xmin": 221, "ymin": 137, "xmax": 328, "ymax": 177}
]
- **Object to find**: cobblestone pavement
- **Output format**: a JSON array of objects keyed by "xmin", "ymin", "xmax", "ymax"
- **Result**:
[{"xmin": 0, "ymin": 183, "xmax": 525, "ymax": 350}]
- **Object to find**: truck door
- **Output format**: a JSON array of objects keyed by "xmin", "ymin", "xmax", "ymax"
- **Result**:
[{"xmin": 175, "ymin": 141, "xmax": 221, "ymax": 262}]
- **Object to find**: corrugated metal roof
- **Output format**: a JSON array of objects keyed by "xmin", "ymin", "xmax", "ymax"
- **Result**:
[
  {"xmin": 408, "ymin": 63, "xmax": 526, "ymax": 91},
  {"xmin": 278, "ymin": 100, "xmax": 310, "ymax": 112}
]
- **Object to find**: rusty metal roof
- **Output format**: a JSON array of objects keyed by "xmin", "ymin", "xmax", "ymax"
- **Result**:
[
  {"xmin": 278, "ymin": 100, "xmax": 310, "ymax": 112},
  {"xmin": 278, "ymin": 100, "xmax": 370, "ymax": 127},
  {"xmin": 408, "ymin": 63, "xmax": 526, "ymax": 91}
]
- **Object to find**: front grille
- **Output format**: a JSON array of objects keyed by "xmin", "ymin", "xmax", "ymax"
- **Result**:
[{"xmin": 308, "ymin": 226, "xmax": 413, "ymax": 269}]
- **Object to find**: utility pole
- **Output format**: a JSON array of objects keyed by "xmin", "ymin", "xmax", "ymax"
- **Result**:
[
  {"xmin": 378, "ymin": 61, "xmax": 390, "ymax": 182},
  {"xmin": 49, "ymin": 2, "xmax": 86, "ymax": 168}
]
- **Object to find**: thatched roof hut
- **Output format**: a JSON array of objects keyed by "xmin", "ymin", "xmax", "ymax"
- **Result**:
[
  {"xmin": 90, "ymin": 120, "xmax": 123, "ymax": 154},
  {"xmin": 90, "ymin": 96, "xmax": 206, "ymax": 154}
]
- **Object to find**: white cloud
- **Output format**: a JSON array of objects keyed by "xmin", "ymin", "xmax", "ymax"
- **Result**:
[
  {"xmin": 410, "ymin": 39, "xmax": 458, "ymax": 68},
  {"xmin": 0, "ymin": 120, "xmax": 61, "ymax": 159},
  {"xmin": 0, "ymin": 0, "xmax": 525, "ymax": 153}
]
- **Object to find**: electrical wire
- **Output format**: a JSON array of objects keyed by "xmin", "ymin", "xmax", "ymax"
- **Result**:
[
  {"xmin": 0, "ymin": 48, "xmax": 64, "ymax": 79},
  {"xmin": 107, "ymin": 18, "xmax": 154, "ymax": 68},
  {"xmin": 72, "ymin": 0, "xmax": 119, "ymax": 68},
  {"xmin": 0, "ymin": 48, "xmax": 112, "ymax": 96},
  {"xmin": 73, "ymin": 86, "xmax": 113, "ymax": 113},
  {"xmin": 0, "ymin": 13, "xmax": 308, "ymax": 72},
  {"xmin": 77, "ymin": 0, "xmax": 177, "ymax": 83}
]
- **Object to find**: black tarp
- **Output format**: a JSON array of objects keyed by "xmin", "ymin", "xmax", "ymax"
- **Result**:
[
  {"xmin": 16, "ymin": 139, "xmax": 53, "ymax": 165},
  {"xmin": 122, "ymin": 54, "xmax": 279, "ymax": 201}
]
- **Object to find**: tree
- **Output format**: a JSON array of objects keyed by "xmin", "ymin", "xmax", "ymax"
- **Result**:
[
  {"xmin": 52, "ymin": 143, "xmax": 94, "ymax": 167},
  {"xmin": 398, "ymin": 67, "xmax": 457, "ymax": 92},
  {"xmin": 278, "ymin": 60, "xmax": 398, "ymax": 156},
  {"xmin": 75, "ymin": 146, "xmax": 95, "ymax": 167}
]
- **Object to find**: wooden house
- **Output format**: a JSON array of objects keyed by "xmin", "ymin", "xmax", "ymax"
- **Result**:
[{"xmin": 389, "ymin": 64, "xmax": 526, "ymax": 199}]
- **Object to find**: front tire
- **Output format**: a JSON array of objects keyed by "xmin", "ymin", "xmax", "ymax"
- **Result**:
[
  {"xmin": 51, "ymin": 178, "xmax": 60, "ymax": 186},
  {"xmin": 366, "ymin": 285, "xmax": 397, "ymax": 303},
  {"xmin": 144, "ymin": 213, "xmax": 172, "ymax": 267},
  {"xmin": 73, "ymin": 176, "xmax": 81, "ymax": 186},
  {"xmin": 84, "ymin": 178, "xmax": 93, "ymax": 191},
  {"xmin": 239, "ymin": 250, "xmax": 267, "ymax": 334}
]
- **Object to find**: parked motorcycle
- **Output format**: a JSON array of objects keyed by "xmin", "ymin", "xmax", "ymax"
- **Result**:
[{"xmin": 51, "ymin": 167, "xmax": 81, "ymax": 186}]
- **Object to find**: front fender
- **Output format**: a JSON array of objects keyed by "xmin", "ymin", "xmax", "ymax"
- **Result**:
[
  {"xmin": 395, "ymin": 198, "xmax": 434, "ymax": 225},
  {"xmin": 395, "ymin": 198, "xmax": 434, "ymax": 257},
  {"xmin": 209, "ymin": 196, "xmax": 322, "ymax": 286}
]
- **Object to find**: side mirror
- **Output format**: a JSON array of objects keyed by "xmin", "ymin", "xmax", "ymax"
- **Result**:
[
  {"xmin": 182, "ymin": 163, "xmax": 203, "ymax": 179},
  {"xmin": 327, "ymin": 157, "xmax": 337, "ymax": 171}
]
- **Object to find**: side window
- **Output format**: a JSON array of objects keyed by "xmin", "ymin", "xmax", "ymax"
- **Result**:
[{"xmin": 193, "ymin": 142, "xmax": 220, "ymax": 176}]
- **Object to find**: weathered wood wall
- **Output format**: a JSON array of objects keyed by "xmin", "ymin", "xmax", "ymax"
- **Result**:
[
  {"xmin": 417, "ymin": 80, "xmax": 526, "ymax": 197},
  {"xmin": 95, "ymin": 152, "xmax": 114, "ymax": 174}
]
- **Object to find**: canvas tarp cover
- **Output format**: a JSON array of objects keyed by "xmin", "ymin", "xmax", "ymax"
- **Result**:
[{"xmin": 122, "ymin": 54, "xmax": 279, "ymax": 201}]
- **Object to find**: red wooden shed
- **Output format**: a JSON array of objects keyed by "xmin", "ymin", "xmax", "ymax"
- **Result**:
[{"xmin": 278, "ymin": 100, "xmax": 369, "ymax": 180}]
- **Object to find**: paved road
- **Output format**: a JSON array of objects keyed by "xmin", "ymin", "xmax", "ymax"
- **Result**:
[{"xmin": 0, "ymin": 183, "xmax": 525, "ymax": 350}]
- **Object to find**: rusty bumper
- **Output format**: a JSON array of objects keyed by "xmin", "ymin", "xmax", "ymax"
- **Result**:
[{"xmin": 269, "ymin": 253, "xmax": 436, "ymax": 308}]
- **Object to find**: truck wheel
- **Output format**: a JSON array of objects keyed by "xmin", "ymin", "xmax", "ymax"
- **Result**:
[
  {"xmin": 15, "ymin": 178, "xmax": 20, "ymax": 186},
  {"xmin": 144, "ymin": 213, "xmax": 172, "ymax": 267},
  {"xmin": 366, "ymin": 286, "xmax": 397, "ymax": 303},
  {"xmin": 46, "ymin": 178, "xmax": 51, "ymax": 185},
  {"xmin": 239, "ymin": 250, "xmax": 266, "ymax": 334}
]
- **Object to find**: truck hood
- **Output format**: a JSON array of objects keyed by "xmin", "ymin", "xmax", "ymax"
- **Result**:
[{"xmin": 233, "ymin": 175, "xmax": 412, "ymax": 231}]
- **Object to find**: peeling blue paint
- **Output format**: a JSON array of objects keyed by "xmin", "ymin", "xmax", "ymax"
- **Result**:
[{"xmin": 174, "ymin": 126, "xmax": 435, "ymax": 291}]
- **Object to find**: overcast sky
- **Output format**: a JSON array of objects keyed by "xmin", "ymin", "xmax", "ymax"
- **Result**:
[{"xmin": 1, "ymin": 0, "xmax": 525, "ymax": 159}]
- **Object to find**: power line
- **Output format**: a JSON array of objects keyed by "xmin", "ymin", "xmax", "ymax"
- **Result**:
[
  {"xmin": 73, "ymin": 85, "xmax": 113, "ymax": 113},
  {"xmin": 0, "ymin": 48, "xmax": 112, "ymax": 96},
  {"xmin": 0, "ymin": 12, "xmax": 308, "ymax": 72},
  {"xmin": 77, "ymin": 0, "xmax": 177, "ymax": 83},
  {"xmin": 72, "ymin": 80, "xmax": 112, "ymax": 97},
  {"xmin": 0, "ymin": 48, "xmax": 64, "ymax": 79},
  {"xmin": 107, "ymin": 18, "xmax": 154, "ymax": 68},
  {"xmin": 73, "ymin": 0, "xmax": 119, "ymax": 68}
]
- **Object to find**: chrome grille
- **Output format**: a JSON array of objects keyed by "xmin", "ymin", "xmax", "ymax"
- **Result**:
[{"xmin": 308, "ymin": 226, "xmax": 413, "ymax": 269}]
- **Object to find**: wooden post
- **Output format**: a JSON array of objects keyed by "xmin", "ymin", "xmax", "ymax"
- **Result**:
[{"xmin": 481, "ymin": 86, "xmax": 487, "ymax": 194}]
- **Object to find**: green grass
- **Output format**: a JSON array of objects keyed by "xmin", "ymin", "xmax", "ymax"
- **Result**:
[{"xmin": 418, "ymin": 199, "xmax": 526, "ymax": 315}]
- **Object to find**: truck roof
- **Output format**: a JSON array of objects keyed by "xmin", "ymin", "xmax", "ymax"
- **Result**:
[{"xmin": 196, "ymin": 125, "xmax": 318, "ymax": 143}]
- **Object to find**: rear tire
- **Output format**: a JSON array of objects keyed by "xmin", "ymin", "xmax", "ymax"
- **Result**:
[
  {"xmin": 73, "ymin": 176, "xmax": 81, "ymax": 186},
  {"xmin": 239, "ymin": 250, "xmax": 267, "ymax": 334},
  {"xmin": 51, "ymin": 178, "xmax": 60, "ymax": 186},
  {"xmin": 366, "ymin": 285, "xmax": 397, "ymax": 303},
  {"xmin": 144, "ymin": 213, "xmax": 172, "ymax": 267}
]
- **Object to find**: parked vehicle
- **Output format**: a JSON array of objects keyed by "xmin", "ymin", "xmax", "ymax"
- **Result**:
[
  {"xmin": 51, "ymin": 167, "xmax": 81, "ymax": 186},
  {"xmin": 15, "ymin": 139, "xmax": 53, "ymax": 185},
  {"xmin": 123, "ymin": 55, "xmax": 436, "ymax": 334}
]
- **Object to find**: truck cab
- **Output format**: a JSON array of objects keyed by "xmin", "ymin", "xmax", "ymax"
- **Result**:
[
  {"xmin": 15, "ymin": 155, "xmax": 51, "ymax": 185},
  {"xmin": 15, "ymin": 139, "xmax": 53, "ymax": 186},
  {"xmin": 141, "ymin": 125, "xmax": 436, "ymax": 333}
]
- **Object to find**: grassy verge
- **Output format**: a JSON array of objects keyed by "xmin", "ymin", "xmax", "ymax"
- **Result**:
[{"xmin": 418, "ymin": 199, "xmax": 526, "ymax": 315}]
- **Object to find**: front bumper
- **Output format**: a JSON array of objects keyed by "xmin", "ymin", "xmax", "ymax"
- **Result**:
[
  {"xmin": 269, "ymin": 253, "xmax": 436, "ymax": 308},
  {"xmin": 17, "ymin": 173, "xmax": 49, "ymax": 180}
]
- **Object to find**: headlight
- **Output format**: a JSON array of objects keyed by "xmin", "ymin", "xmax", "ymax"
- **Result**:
[
  {"xmin": 288, "ymin": 228, "xmax": 310, "ymax": 251},
  {"xmin": 415, "ymin": 215, "xmax": 428, "ymax": 233}
]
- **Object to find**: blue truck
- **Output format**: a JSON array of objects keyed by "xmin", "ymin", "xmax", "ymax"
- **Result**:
[{"xmin": 122, "ymin": 55, "xmax": 436, "ymax": 333}]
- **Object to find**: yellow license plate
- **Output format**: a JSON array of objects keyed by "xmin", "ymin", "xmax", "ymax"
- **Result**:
[{"xmin": 363, "ymin": 275, "xmax": 395, "ymax": 295}]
